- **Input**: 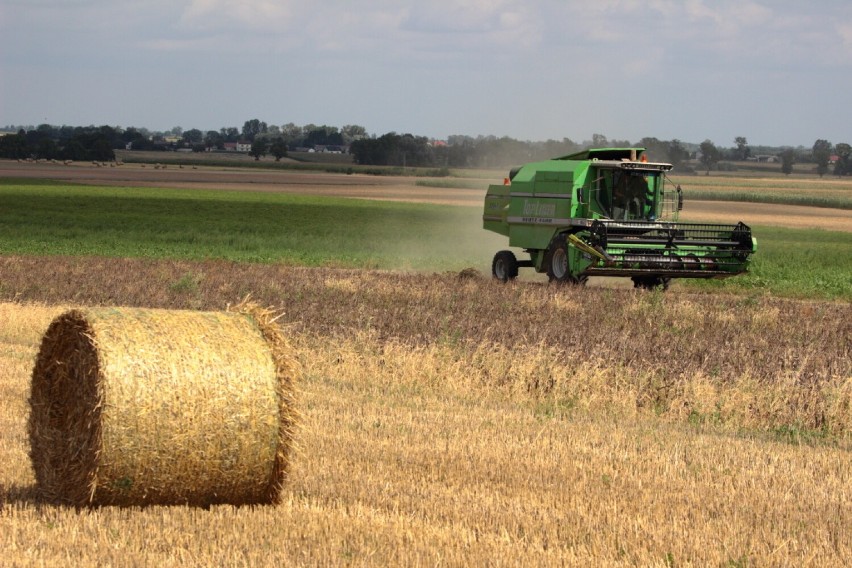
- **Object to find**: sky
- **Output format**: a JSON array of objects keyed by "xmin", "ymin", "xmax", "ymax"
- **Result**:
[{"xmin": 1, "ymin": 0, "xmax": 850, "ymax": 147}]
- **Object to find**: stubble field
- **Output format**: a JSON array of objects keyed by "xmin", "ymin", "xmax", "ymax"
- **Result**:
[{"xmin": 0, "ymin": 159, "xmax": 850, "ymax": 565}]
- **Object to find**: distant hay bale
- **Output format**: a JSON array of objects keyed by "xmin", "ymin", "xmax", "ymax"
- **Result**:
[{"xmin": 28, "ymin": 304, "xmax": 299, "ymax": 507}]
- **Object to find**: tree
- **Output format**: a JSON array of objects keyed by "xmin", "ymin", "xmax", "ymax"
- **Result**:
[
  {"xmin": 473, "ymin": 135, "xmax": 530, "ymax": 168},
  {"xmin": 120, "ymin": 127, "xmax": 152, "ymax": 151},
  {"xmin": 395, "ymin": 133, "xmax": 433, "ymax": 167},
  {"xmin": 304, "ymin": 126, "xmax": 343, "ymax": 148},
  {"xmin": 0, "ymin": 131, "xmax": 29, "ymax": 159},
  {"xmin": 638, "ymin": 137, "xmax": 667, "ymax": 162},
  {"xmin": 280, "ymin": 123, "xmax": 303, "ymax": 147},
  {"xmin": 90, "ymin": 136, "xmax": 115, "ymax": 161},
  {"xmin": 349, "ymin": 132, "xmax": 433, "ymax": 167},
  {"xmin": 125, "ymin": 131, "xmax": 155, "ymax": 151},
  {"xmin": 834, "ymin": 143, "xmax": 851, "ymax": 176},
  {"xmin": 667, "ymin": 139, "xmax": 689, "ymax": 169},
  {"xmin": 61, "ymin": 139, "xmax": 88, "ymax": 161},
  {"xmin": 86, "ymin": 125, "xmax": 121, "ymax": 149},
  {"xmin": 249, "ymin": 138, "xmax": 268, "ymax": 160},
  {"xmin": 36, "ymin": 138, "xmax": 59, "ymax": 160},
  {"xmin": 122, "ymin": 127, "xmax": 142, "ymax": 144},
  {"xmin": 638, "ymin": 137, "xmax": 690, "ymax": 166},
  {"xmin": 182, "ymin": 129, "xmax": 203, "ymax": 145},
  {"xmin": 734, "ymin": 136, "xmax": 750, "ymax": 161},
  {"xmin": 780, "ymin": 148, "xmax": 796, "ymax": 175},
  {"xmin": 341, "ymin": 124, "xmax": 367, "ymax": 144},
  {"xmin": 220, "ymin": 127, "xmax": 239, "ymax": 142},
  {"xmin": 698, "ymin": 139, "xmax": 721, "ymax": 174},
  {"xmin": 269, "ymin": 138, "xmax": 288, "ymax": 161},
  {"xmin": 242, "ymin": 119, "xmax": 267, "ymax": 142},
  {"xmin": 204, "ymin": 130, "xmax": 223, "ymax": 150},
  {"xmin": 812, "ymin": 139, "xmax": 832, "ymax": 177},
  {"xmin": 591, "ymin": 133, "xmax": 608, "ymax": 147}
]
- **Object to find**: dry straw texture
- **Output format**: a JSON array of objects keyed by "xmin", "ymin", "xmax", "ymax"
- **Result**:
[
  {"xmin": 3, "ymin": 302, "xmax": 849, "ymax": 565},
  {"xmin": 28, "ymin": 304, "xmax": 298, "ymax": 507}
]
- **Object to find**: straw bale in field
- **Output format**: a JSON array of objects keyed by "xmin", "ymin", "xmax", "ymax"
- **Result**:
[{"xmin": 28, "ymin": 304, "xmax": 298, "ymax": 507}]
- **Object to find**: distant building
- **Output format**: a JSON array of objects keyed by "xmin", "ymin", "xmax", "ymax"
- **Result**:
[
  {"xmin": 312, "ymin": 144, "xmax": 348, "ymax": 154},
  {"xmin": 223, "ymin": 142, "xmax": 252, "ymax": 152},
  {"xmin": 749, "ymin": 154, "xmax": 778, "ymax": 163}
]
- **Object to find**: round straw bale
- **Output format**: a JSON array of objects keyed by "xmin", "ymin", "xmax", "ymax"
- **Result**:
[{"xmin": 28, "ymin": 304, "xmax": 298, "ymax": 507}]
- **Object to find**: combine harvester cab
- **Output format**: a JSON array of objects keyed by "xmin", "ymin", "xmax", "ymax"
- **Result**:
[{"xmin": 483, "ymin": 147, "xmax": 757, "ymax": 289}]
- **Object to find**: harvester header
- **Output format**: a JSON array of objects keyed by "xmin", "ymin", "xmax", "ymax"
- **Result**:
[{"xmin": 483, "ymin": 147, "xmax": 756, "ymax": 289}]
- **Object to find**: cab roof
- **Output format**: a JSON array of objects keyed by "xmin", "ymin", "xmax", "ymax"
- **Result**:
[{"xmin": 557, "ymin": 148, "xmax": 646, "ymax": 161}]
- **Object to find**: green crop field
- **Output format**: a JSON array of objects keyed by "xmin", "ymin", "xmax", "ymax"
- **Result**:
[
  {"xmin": 669, "ymin": 174, "xmax": 852, "ymax": 209},
  {"xmin": 0, "ymin": 179, "xmax": 505, "ymax": 271},
  {"xmin": 683, "ymin": 190, "xmax": 852, "ymax": 209},
  {"xmin": 0, "ymin": 178, "xmax": 850, "ymax": 300},
  {"xmin": 686, "ymin": 226, "xmax": 852, "ymax": 299}
]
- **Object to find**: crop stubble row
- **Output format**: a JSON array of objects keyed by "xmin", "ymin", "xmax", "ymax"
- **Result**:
[{"xmin": 1, "ymin": 255, "xmax": 849, "ymax": 434}]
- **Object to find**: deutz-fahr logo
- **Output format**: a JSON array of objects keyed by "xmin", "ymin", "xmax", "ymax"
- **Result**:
[{"xmin": 522, "ymin": 199, "xmax": 557, "ymax": 218}]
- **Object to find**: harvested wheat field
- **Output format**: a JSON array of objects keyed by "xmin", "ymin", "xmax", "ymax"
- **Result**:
[{"xmin": 1, "ymin": 285, "xmax": 850, "ymax": 565}]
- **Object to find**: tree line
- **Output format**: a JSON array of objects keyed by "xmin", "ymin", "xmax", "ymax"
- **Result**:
[
  {"xmin": 694, "ymin": 138, "xmax": 852, "ymax": 177},
  {"xmin": 1, "ymin": 121, "xmax": 850, "ymax": 175},
  {"xmin": 0, "ymin": 122, "xmax": 368, "ymax": 163},
  {"xmin": 0, "ymin": 125, "xmax": 120, "ymax": 162}
]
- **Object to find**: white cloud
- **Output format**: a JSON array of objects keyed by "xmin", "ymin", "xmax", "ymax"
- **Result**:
[
  {"xmin": 683, "ymin": 0, "xmax": 724, "ymax": 26},
  {"xmin": 839, "ymin": 22, "xmax": 852, "ymax": 61},
  {"xmin": 163, "ymin": 1, "xmax": 542, "ymax": 56},
  {"xmin": 403, "ymin": 0, "xmax": 525, "ymax": 33},
  {"xmin": 401, "ymin": 5, "xmax": 539, "ymax": 54},
  {"xmin": 180, "ymin": 0, "xmax": 295, "ymax": 32}
]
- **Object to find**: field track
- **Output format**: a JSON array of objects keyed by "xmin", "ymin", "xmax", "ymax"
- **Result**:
[{"xmin": 2, "ymin": 160, "xmax": 851, "ymax": 231}]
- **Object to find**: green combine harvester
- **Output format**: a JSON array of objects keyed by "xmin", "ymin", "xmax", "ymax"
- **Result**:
[{"xmin": 483, "ymin": 148, "xmax": 756, "ymax": 289}]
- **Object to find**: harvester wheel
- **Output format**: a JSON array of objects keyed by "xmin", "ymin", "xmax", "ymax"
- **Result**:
[
  {"xmin": 492, "ymin": 250, "xmax": 519, "ymax": 282},
  {"xmin": 631, "ymin": 276, "xmax": 670, "ymax": 291},
  {"xmin": 545, "ymin": 235, "xmax": 577, "ymax": 284}
]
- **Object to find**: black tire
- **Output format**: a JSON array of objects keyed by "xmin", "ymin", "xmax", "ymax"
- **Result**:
[
  {"xmin": 631, "ymin": 276, "xmax": 671, "ymax": 291},
  {"xmin": 492, "ymin": 250, "xmax": 519, "ymax": 282},
  {"xmin": 545, "ymin": 235, "xmax": 577, "ymax": 284}
]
